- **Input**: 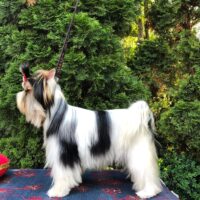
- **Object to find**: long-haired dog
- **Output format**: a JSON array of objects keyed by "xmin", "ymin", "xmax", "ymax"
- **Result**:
[{"xmin": 16, "ymin": 67, "xmax": 162, "ymax": 198}]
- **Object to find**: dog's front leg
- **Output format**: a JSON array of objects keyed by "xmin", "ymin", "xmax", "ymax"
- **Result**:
[
  {"xmin": 47, "ymin": 180, "xmax": 71, "ymax": 198},
  {"xmin": 47, "ymin": 165, "xmax": 80, "ymax": 197},
  {"xmin": 47, "ymin": 162, "xmax": 82, "ymax": 197}
]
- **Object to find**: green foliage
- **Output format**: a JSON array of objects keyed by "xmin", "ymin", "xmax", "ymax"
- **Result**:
[
  {"xmin": 80, "ymin": 0, "xmax": 141, "ymax": 36},
  {"xmin": 159, "ymin": 100, "xmax": 200, "ymax": 161},
  {"xmin": 0, "ymin": 123, "xmax": 44, "ymax": 168},
  {"xmin": 129, "ymin": 38, "xmax": 174, "ymax": 73},
  {"xmin": 175, "ymin": 68, "xmax": 200, "ymax": 102},
  {"xmin": 0, "ymin": 0, "xmax": 25, "ymax": 25},
  {"xmin": 145, "ymin": 3, "xmax": 200, "ymax": 199},
  {"xmin": 174, "ymin": 30, "xmax": 200, "ymax": 73},
  {"xmin": 128, "ymin": 38, "xmax": 176, "ymax": 97},
  {"xmin": 149, "ymin": 0, "xmax": 200, "ymax": 39},
  {"xmin": 160, "ymin": 152, "xmax": 200, "ymax": 200},
  {"xmin": 158, "ymin": 69, "xmax": 200, "ymax": 162}
]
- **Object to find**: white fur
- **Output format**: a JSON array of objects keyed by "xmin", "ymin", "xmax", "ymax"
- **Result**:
[{"xmin": 43, "ymin": 84, "xmax": 162, "ymax": 198}]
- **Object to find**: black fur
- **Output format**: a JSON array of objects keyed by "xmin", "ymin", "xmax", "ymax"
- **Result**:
[
  {"xmin": 91, "ymin": 111, "xmax": 111, "ymax": 155},
  {"xmin": 59, "ymin": 109, "xmax": 80, "ymax": 167},
  {"xmin": 33, "ymin": 78, "xmax": 54, "ymax": 110},
  {"xmin": 33, "ymin": 78, "xmax": 45, "ymax": 108},
  {"xmin": 46, "ymin": 99, "xmax": 67, "ymax": 137},
  {"xmin": 60, "ymin": 139, "xmax": 80, "ymax": 168}
]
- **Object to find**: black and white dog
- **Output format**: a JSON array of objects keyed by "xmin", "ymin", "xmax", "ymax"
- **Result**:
[{"xmin": 16, "ymin": 67, "xmax": 162, "ymax": 198}]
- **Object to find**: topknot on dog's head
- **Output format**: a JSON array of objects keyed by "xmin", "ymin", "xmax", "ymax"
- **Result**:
[{"xmin": 20, "ymin": 63, "xmax": 31, "ymax": 80}]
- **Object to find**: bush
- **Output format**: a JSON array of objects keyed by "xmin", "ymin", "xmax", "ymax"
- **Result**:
[
  {"xmin": 128, "ymin": 38, "xmax": 176, "ymax": 97},
  {"xmin": 160, "ymin": 151, "xmax": 200, "ymax": 200},
  {"xmin": 0, "ymin": 127, "xmax": 44, "ymax": 168},
  {"xmin": 80, "ymin": 0, "xmax": 141, "ymax": 36},
  {"xmin": 175, "ymin": 67, "xmax": 200, "ymax": 102},
  {"xmin": 128, "ymin": 39, "xmax": 174, "ymax": 73},
  {"xmin": 159, "ymin": 100, "xmax": 200, "ymax": 161},
  {"xmin": 158, "ymin": 69, "xmax": 200, "ymax": 162}
]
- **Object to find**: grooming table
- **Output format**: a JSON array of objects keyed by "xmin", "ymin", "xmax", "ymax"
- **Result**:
[{"xmin": 0, "ymin": 169, "xmax": 179, "ymax": 200}]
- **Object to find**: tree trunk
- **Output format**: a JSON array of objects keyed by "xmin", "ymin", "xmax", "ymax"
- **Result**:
[
  {"xmin": 138, "ymin": 18, "xmax": 143, "ymax": 41},
  {"xmin": 144, "ymin": 0, "xmax": 149, "ymax": 39}
]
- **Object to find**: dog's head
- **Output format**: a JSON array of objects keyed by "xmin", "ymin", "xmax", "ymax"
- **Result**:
[{"xmin": 16, "ymin": 66, "xmax": 56, "ymax": 128}]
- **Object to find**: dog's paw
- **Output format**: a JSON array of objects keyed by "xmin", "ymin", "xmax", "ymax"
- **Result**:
[
  {"xmin": 136, "ymin": 187, "xmax": 162, "ymax": 199},
  {"xmin": 47, "ymin": 187, "xmax": 70, "ymax": 197}
]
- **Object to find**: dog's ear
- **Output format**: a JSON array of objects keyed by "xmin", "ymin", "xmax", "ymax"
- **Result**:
[{"xmin": 47, "ymin": 69, "xmax": 56, "ymax": 80}]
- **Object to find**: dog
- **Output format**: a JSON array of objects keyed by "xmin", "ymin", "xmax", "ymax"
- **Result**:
[{"xmin": 16, "ymin": 67, "xmax": 162, "ymax": 198}]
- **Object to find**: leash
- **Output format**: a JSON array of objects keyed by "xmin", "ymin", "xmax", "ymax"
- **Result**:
[{"xmin": 55, "ymin": 0, "xmax": 80, "ymax": 79}]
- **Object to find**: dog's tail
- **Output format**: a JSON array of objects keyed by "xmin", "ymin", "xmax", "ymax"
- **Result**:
[
  {"xmin": 119, "ymin": 100, "xmax": 155, "ymax": 149},
  {"xmin": 128, "ymin": 100, "xmax": 156, "ymax": 137}
]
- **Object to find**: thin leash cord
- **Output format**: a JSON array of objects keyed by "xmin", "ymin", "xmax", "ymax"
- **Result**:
[{"xmin": 55, "ymin": 0, "xmax": 80, "ymax": 80}]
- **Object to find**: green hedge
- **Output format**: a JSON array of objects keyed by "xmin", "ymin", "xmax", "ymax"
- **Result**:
[
  {"xmin": 160, "ymin": 151, "xmax": 200, "ymax": 200},
  {"xmin": 158, "ymin": 69, "xmax": 200, "ymax": 162}
]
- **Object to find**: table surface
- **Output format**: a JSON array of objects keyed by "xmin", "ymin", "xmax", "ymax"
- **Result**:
[{"xmin": 0, "ymin": 169, "xmax": 179, "ymax": 200}]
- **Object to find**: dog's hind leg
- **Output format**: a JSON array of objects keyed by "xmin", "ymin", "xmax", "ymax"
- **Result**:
[
  {"xmin": 126, "ymin": 134, "xmax": 162, "ymax": 198},
  {"xmin": 126, "ymin": 101, "xmax": 162, "ymax": 198}
]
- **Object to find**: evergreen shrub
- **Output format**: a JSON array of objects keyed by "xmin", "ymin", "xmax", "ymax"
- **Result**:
[
  {"xmin": 160, "ymin": 151, "xmax": 200, "ymax": 200},
  {"xmin": 128, "ymin": 38, "xmax": 176, "ymax": 97},
  {"xmin": 158, "ymin": 69, "xmax": 200, "ymax": 162}
]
